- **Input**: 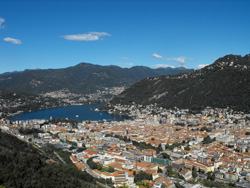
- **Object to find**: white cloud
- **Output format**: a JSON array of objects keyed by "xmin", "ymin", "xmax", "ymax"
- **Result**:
[
  {"xmin": 196, "ymin": 64, "xmax": 208, "ymax": 69},
  {"xmin": 152, "ymin": 64, "xmax": 176, "ymax": 68},
  {"xmin": 153, "ymin": 53, "xmax": 196, "ymax": 64},
  {"xmin": 119, "ymin": 57, "xmax": 132, "ymax": 60},
  {"xmin": 0, "ymin": 17, "xmax": 5, "ymax": 29},
  {"xmin": 89, "ymin": 32, "xmax": 111, "ymax": 36},
  {"xmin": 116, "ymin": 62, "xmax": 134, "ymax": 66},
  {"xmin": 4, "ymin": 37, "xmax": 22, "ymax": 44},
  {"xmin": 153, "ymin": 53, "xmax": 164, "ymax": 59},
  {"xmin": 61, "ymin": 32, "xmax": 111, "ymax": 41}
]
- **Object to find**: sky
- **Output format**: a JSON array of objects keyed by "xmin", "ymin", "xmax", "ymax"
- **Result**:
[{"xmin": 0, "ymin": 0, "xmax": 250, "ymax": 73}]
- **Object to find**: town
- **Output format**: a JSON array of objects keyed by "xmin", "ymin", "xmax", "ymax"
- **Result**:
[{"xmin": 1, "ymin": 106, "xmax": 250, "ymax": 188}]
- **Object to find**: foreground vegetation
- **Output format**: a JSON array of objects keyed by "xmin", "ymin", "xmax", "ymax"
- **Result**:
[{"xmin": 0, "ymin": 130, "xmax": 100, "ymax": 188}]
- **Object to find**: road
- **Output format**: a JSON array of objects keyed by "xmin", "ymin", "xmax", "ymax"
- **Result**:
[
  {"xmin": 81, "ymin": 160, "xmax": 100, "ymax": 178},
  {"xmin": 54, "ymin": 151, "xmax": 66, "ymax": 164}
]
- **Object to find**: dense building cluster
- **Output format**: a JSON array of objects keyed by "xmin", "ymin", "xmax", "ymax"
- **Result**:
[{"xmin": 1, "ymin": 106, "xmax": 250, "ymax": 187}]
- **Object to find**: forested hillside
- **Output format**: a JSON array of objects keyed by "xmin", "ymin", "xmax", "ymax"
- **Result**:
[
  {"xmin": 0, "ymin": 63, "xmax": 192, "ymax": 95},
  {"xmin": 109, "ymin": 54, "xmax": 250, "ymax": 111},
  {"xmin": 0, "ymin": 131, "xmax": 100, "ymax": 188}
]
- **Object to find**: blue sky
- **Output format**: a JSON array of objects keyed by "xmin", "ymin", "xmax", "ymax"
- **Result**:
[{"xmin": 0, "ymin": 0, "xmax": 250, "ymax": 73}]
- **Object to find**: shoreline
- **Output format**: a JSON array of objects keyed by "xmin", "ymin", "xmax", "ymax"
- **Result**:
[{"xmin": 8, "ymin": 103, "xmax": 130, "ymax": 122}]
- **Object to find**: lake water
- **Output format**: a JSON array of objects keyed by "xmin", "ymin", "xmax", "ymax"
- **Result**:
[{"xmin": 9, "ymin": 104, "xmax": 128, "ymax": 122}]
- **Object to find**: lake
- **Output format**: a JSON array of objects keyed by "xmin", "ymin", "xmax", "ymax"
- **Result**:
[{"xmin": 9, "ymin": 104, "xmax": 128, "ymax": 122}]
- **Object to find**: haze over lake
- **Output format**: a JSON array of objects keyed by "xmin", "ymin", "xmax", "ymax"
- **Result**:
[{"xmin": 9, "ymin": 104, "xmax": 128, "ymax": 122}]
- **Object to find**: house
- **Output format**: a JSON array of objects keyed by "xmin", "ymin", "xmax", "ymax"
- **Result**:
[
  {"xmin": 144, "ymin": 155, "xmax": 152, "ymax": 162},
  {"xmin": 179, "ymin": 169, "xmax": 192, "ymax": 180},
  {"xmin": 136, "ymin": 162, "xmax": 158, "ymax": 171},
  {"xmin": 143, "ymin": 149, "xmax": 157, "ymax": 156},
  {"xmin": 142, "ymin": 180, "xmax": 155, "ymax": 187},
  {"xmin": 213, "ymin": 161, "xmax": 223, "ymax": 169},
  {"xmin": 113, "ymin": 171, "xmax": 134, "ymax": 185},
  {"xmin": 103, "ymin": 157, "xmax": 116, "ymax": 165},
  {"xmin": 225, "ymin": 172, "xmax": 238, "ymax": 182},
  {"xmin": 82, "ymin": 149, "xmax": 99, "ymax": 157},
  {"xmin": 83, "ymin": 155, "xmax": 89, "ymax": 162},
  {"xmin": 172, "ymin": 158, "xmax": 185, "ymax": 171},
  {"xmin": 153, "ymin": 183, "xmax": 161, "ymax": 188},
  {"xmin": 154, "ymin": 177, "xmax": 175, "ymax": 188},
  {"xmin": 246, "ymin": 173, "xmax": 250, "ymax": 181},
  {"xmin": 70, "ymin": 155, "xmax": 78, "ymax": 163},
  {"xmin": 144, "ymin": 169, "xmax": 159, "ymax": 180},
  {"xmin": 122, "ymin": 161, "xmax": 134, "ymax": 169},
  {"xmin": 93, "ymin": 169, "xmax": 114, "ymax": 181},
  {"xmin": 106, "ymin": 162, "xmax": 123, "ymax": 171},
  {"xmin": 70, "ymin": 155, "xmax": 85, "ymax": 171},
  {"xmin": 215, "ymin": 172, "xmax": 224, "ymax": 179},
  {"xmin": 204, "ymin": 164, "xmax": 214, "ymax": 173},
  {"xmin": 75, "ymin": 161, "xmax": 85, "ymax": 171}
]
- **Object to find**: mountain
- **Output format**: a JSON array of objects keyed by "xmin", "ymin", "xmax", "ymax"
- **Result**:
[
  {"xmin": 0, "ymin": 63, "xmax": 192, "ymax": 99},
  {"xmin": 109, "ymin": 54, "xmax": 250, "ymax": 111}
]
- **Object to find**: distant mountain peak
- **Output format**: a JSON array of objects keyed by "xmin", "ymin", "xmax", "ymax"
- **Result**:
[
  {"xmin": 210, "ymin": 54, "xmax": 250, "ymax": 68},
  {"xmin": 177, "ymin": 66, "xmax": 187, "ymax": 70},
  {"xmin": 75, "ymin": 62, "xmax": 97, "ymax": 67}
]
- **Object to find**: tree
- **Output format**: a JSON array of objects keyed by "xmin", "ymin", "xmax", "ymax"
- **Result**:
[
  {"xmin": 174, "ymin": 182, "xmax": 181, "ymax": 188},
  {"xmin": 166, "ymin": 165, "xmax": 174, "ymax": 176},
  {"xmin": 203, "ymin": 136, "xmax": 214, "ymax": 144},
  {"xmin": 87, "ymin": 158, "xmax": 97, "ymax": 169},
  {"xmin": 165, "ymin": 143, "xmax": 169, "ymax": 149},
  {"xmin": 118, "ymin": 185, "xmax": 128, "ymax": 188},
  {"xmin": 124, "ymin": 136, "xmax": 128, "ymax": 142},
  {"xmin": 200, "ymin": 126, "xmax": 208, "ymax": 132},
  {"xmin": 207, "ymin": 172, "xmax": 215, "ymax": 181},
  {"xmin": 97, "ymin": 164, "xmax": 102, "ymax": 170},
  {"xmin": 77, "ymin": 145, "xmax": 86, "ymax": 152},
  {"xmin": 198, "ymin": 168, "xmax": 205, "ymax": 174},
  {"xmin": 184, "ymin": 145, "xmax": 191, "ymax": 151},
  {"xmin": 157, "ymin": 167, "xmax": 163, "ymax": 173},
  {"xmin": 134, "ymin": 171, "xmax": 152, "ymax": 182},
  {"xmin": 0, "ymin": 131, "xmax": 99, "ymax": 188},
  {"xmin": 136, "ymin": 181, "xmax": 150, "ymax": 188},
  {"xmin": 105, "ymin": 178, "xmax": 113, "ymax": 185},
  {"xmin": 192, "ymin": 166, "xmax": 198, "ymax": 178},
  {"xmin": 162, "ymin": 153, "xmax": 170, "ymax": 159},
  {"xmin": 108, "ymin": 166, "xmax": 114, "ymax": 173},
  {"xmin": 157, "ymin": 143, "xmax": 163, "ymax": 152},
  {"xmin": 229, "ymin": 182, "xmax": 236, "ymax": 186},
  {"xmin": 169, "ymin": 142, "xmax": 182, "ymax": 150}
]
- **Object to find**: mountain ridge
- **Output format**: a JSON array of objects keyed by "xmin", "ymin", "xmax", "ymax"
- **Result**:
[
  {"xmin": 0, "ymin": 63, "xmax": 193, "ymax": 100},
  {"xmin": 108, "ymin": 53, "xmax": 250, "ymax": 111}
]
